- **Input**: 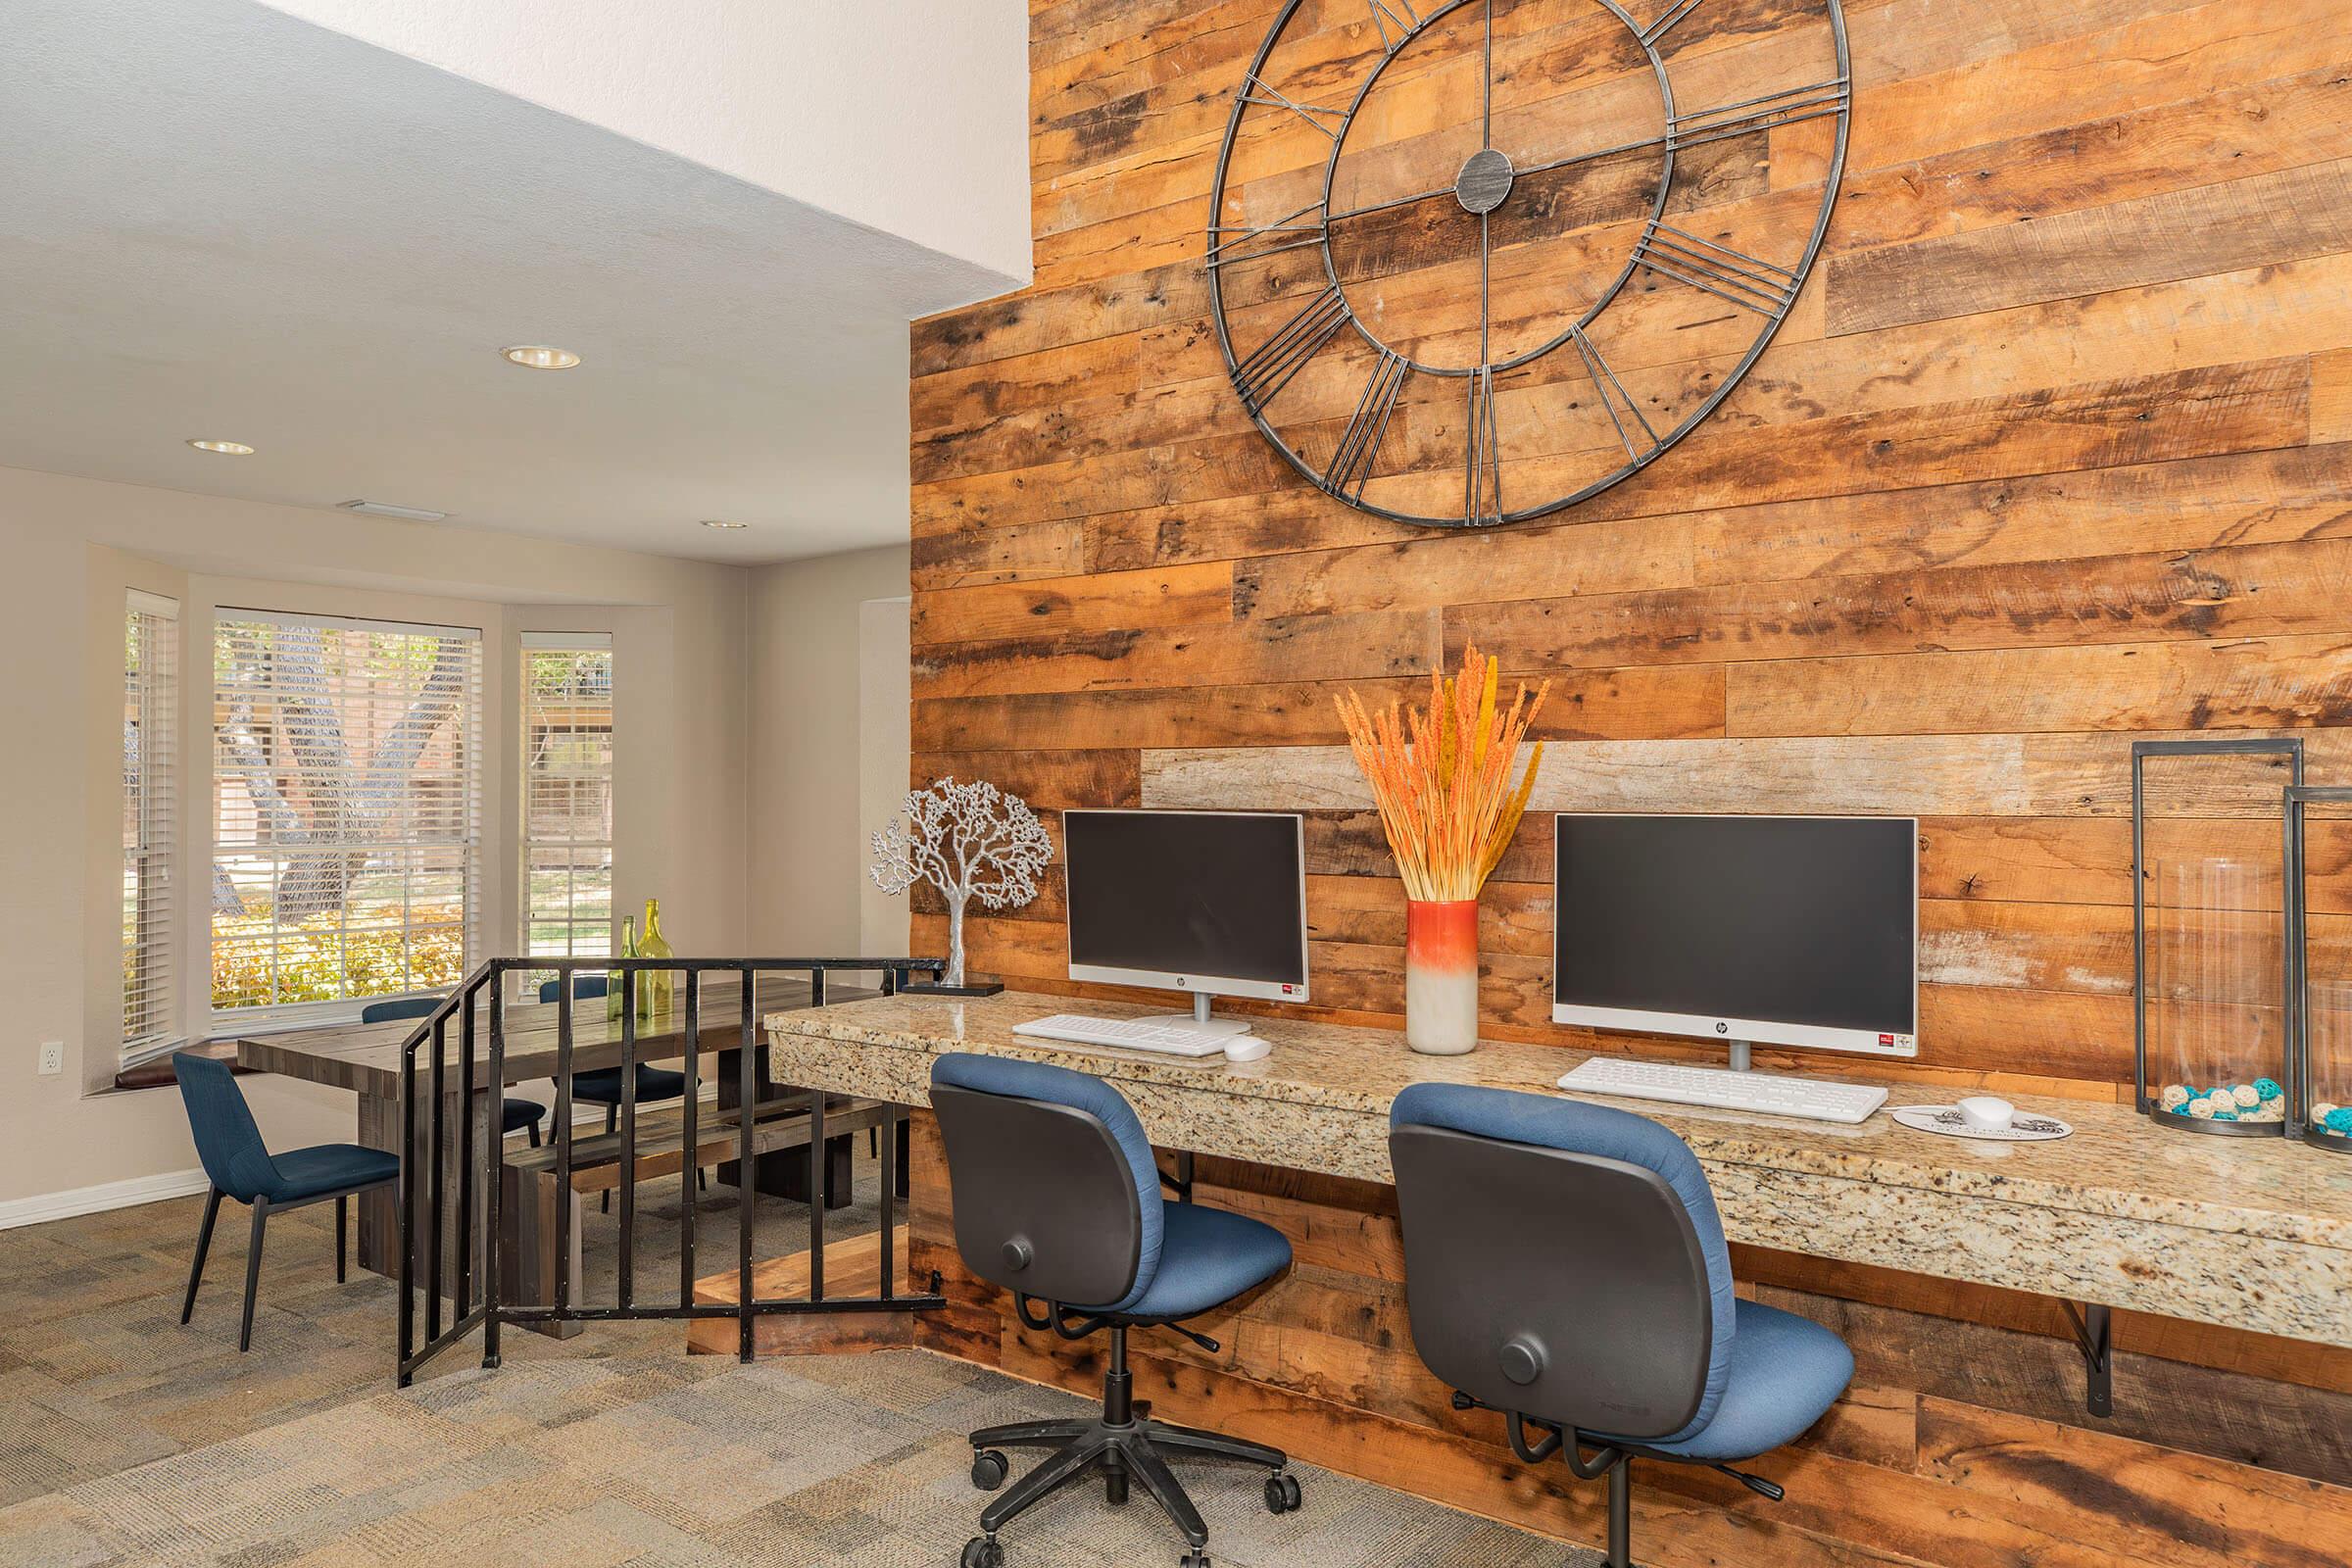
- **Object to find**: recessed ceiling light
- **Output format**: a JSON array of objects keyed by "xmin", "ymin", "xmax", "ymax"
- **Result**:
[
  {"xmin": 700, "ymin": 518, "xmax": 749, "ymax": 530},
  {"xmin": 501, "ymin": 344, "xmax": 581, "ymax": 369},
  {"xmin": 186, "ymin": 438, "xmax": 255, "ymax": 456}
]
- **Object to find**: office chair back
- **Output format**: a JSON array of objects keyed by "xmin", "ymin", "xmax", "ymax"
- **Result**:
[
  {"xmin": 539, "ymin": 974, "xmax": 609, "ymax": 1003},
  {"xmin": 930, "ymin": 1054, "xmax": 1158, "ymax": 1312},
  {"xmin": 173, "ymin": 1054, "xmax": 282, "ymax": 1204},
  {"xmin": 1390, "ymin": 1082, "xmax": 1735, "ymax": 1446},
  {"xmin": 359, "ymin": 995, "xmax": 440, "ymax": 1023}
]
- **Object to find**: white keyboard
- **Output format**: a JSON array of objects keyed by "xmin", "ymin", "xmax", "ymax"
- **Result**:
[
  {"xmin": 1013, "ymin": 1014, "xmax": 1237, "ymax": 1057},
  {"xmin": 1555, "ymin": 1056, "xmax": 1887, "ymax": 1124}
]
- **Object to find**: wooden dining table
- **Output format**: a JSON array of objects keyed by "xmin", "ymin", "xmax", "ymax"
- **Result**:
[{"xmin": 236, "ymin": 974, "xmax": 864, "ymax": 1279}]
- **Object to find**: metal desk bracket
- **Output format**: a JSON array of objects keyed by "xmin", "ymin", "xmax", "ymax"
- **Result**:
[{"xmin": 2062, "ymin": 1300, "xmax": 2114, "ymax": 1418}]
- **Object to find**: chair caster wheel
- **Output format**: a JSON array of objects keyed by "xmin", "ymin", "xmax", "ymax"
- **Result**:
[
  {"xmin": 1179, "ymin": 1553, "xmax": 1209, "ymax": 1568},
  {"xmin": 961, "ymin": 1535, "xmax": 1004, "ymax": 1568},
  {"xmin": 1263, "ymin": 1472, "xmax": 1301, "ymax": 1514},
  {"xmin": 969, "ymin": 1450, "xmax": 1008, "ymax": 1492}
]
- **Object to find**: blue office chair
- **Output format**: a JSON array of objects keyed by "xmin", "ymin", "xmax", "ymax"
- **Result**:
[
  {"xmin": 930, "ymin": 1053, "xmax": 1298, "ymax": 1568},
  {"xmin": 362, "ymin": 995, "xmax": 548, "ymax": 1147},
  {"xmin": 172, "ymin": 1053, "xmax": 401, "ymax": 1351},
  {"xmin": 538, "ymin": 974, "xmax": 702, "ymax": 1207},
  {"xmin": 1389, "ymin": 1083, "xmax": 1853, "ymax": 1568}
]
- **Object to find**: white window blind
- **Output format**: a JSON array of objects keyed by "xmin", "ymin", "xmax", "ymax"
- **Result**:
[
  {"xmin": 521, "ymin": 633, "xmax": 614, "ymax": 961},
  {"xmin": 212, "ymin": 611, "xmax": 483, "ymax": 1026},
  {"xmin": 122, "ymin": 591, "xmax": 179, "ymax": 1060}
]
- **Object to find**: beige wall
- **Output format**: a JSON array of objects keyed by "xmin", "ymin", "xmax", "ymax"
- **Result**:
[
  {"xmin": 858, "ymin": 596, "xmax": 912, "ymax": 957},
  {"xmin": 746, "ymin": 545, "xmax": 911, "ymax": 956},
  {"xmin": 2, "ymin": 464, "xmax": 752, "ymax": 1208}
]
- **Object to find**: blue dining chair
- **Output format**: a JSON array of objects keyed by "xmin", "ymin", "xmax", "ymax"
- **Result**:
[
  {"xmin": 172, "ymin": 1053, "xmax": 401, "ymax": 1351},
  {"xmin": 1389, "ymin": 1084, "xmax": 1854, "ymax": 1568},
  {"xmin": 538, "ymin": 974, "xmax": 702, "ymax": 1207},
  {"xmin": 361, "ymin": 995, "xmax": 548, "ymax": 1147}
]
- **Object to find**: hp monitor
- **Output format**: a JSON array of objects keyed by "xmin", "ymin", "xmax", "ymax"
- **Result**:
[
  {"xmin": 1551, "ymin": 812, "xmax": 1918, "ymax": 1065},
  {"xmin": 1062, "ymin": 808, "xmax": 1309, "ymax": 1034}
]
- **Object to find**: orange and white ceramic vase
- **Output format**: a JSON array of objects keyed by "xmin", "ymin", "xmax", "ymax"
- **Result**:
[{"xmin": 1404, "ymin": 899, "xmax": 1480, "ymax": 1055}]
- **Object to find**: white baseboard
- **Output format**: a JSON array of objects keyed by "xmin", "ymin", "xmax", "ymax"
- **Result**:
[{"xmin": 0, "ymin": 1167, "xmax": 212, "ymax": 1231}]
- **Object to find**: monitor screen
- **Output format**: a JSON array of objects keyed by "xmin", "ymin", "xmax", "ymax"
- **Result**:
[
  {"xmin": 1552, "ymin": 813, "xmax": 1917, "ymax": 1055},
  {"xmin": 1063, "ymin": 810, "xmax": 1308, "ymax": 999}
]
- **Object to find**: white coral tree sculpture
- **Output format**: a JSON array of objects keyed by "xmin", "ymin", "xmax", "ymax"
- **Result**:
[{"xmin": 870, "ymin": 777, "xmax": 1054, "ymax": 988}]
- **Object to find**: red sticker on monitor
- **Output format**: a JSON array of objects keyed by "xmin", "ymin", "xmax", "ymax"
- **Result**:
[{"xmin": 1879, "ymin": 1033, "xmax": 1894, "ymax": 1046}]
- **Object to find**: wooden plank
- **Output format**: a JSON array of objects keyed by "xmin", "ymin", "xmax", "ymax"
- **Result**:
[
  {"xmin": 1469, "ymin": 533, "xmax": 2352, "ymax": 674},
  {"xmin": 910, "ymin": 561, "xmax": 1235, "ymax": 646},
  {"xmin": 909, "ymin": 665, "xmax": 1725, "ymax": 751},
  {"xmin": 1828, "ymin": 161, "xmax": 2352, "ymax": 335},
  {"xmin": 1142, "ymin": 732, "xmax": 2337, "ymax": 819},
  {"xmin": 909, "ymin": 747, "xmax": 1142, "ymax": 808},
  {"xmin": 684, "ymin": 1226, "xmax": 913, "ymax": 1357},
  {"xmin": 910, "ymin": 607, "xmax": 1441, "ymax": 700},
  {"xmin": 2316, "ymin": 349, "xmax": 2352, "ymax": 446},
  {"xmin": 1727, "ymin": 634, "xmax": 2352, "ymax": 737}
]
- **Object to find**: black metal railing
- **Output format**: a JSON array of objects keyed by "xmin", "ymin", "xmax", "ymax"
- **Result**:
[{"xmin": 395, "ymin": 956, "xmax": 946, "ymax": 1386}]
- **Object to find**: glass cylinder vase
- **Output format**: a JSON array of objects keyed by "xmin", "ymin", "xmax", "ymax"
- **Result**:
[
  {"xmin": 1404, "ymin": 899, "xmax": 1480, "ymax": 1055},
  {"xmin": 2143, "ymin": 857, "xmax": 2288, "ymax": 1136}
]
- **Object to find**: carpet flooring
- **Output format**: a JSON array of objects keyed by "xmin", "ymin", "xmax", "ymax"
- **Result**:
[{"xmin": 0, "ymin": 1153, "xmax": 1597, "ymax": 1568}]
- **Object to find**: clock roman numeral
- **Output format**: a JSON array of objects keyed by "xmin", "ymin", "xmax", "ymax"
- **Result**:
[
  {"xmin": 1241, "ymin": 72, "xmax": 1349, "ymax": 141},
  {"xmin": 1633, "ymin": 222, "xmax": 1802, "ymax": 317},
  {"xmin": 1667, "ymin": 77, "xmax": 1849, "ymax": 151},
  {"xmin": 1206, "ymin": 197, "xmax": 1330, "ymax": 270},
  {"xmin": 1569, "ymin": 327, "xmax": 1662, "ymax": 466},
  {"xmin": 1367, "ymin": 0, "xmax": 1425, "ymax": 53},
  {"xmin": 1638, "ymin": 0, "xmax": 1706, "ymax": 47},
  {"xmin": 1231, "ymin": 285, "xmax": 1350, "ymax": 416},
  {"xmin": 1465, "ymin": 368, "xmax": 1502, "ymax": 526},
  {"xmin": 1324, "ymin": 349, "xmax": 1409, "ymax": 503}
]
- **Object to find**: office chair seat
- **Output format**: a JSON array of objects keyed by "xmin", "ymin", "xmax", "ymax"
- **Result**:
[
  {"xmin": 1618, "ymin": 1299, "xmax": 1852, "ymax": 1461},
  {"xmin": 1113, "ymin": 1200, "xmax": 1291, "ymax": 1321},
  {"xmin": 263, "ymin": 1144, "xmax": 402, "ymax": 1205},
  {"xmin": 570, "ymin": 1064, "xmax": 688, "ymax": 1104}
]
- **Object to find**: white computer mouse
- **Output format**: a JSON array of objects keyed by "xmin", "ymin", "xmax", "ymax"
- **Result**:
[
  {"xmin": 1956, "ymin": 1095, "xmax": 2015, "ymax": 1133},
  {"xmin": 1223, "ymin": 1035, "xmax": 1271, "ymax": 1063}
]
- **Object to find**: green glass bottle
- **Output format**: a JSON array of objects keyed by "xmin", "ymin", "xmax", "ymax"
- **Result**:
[
  {"xmin": 639, "ymin": 899, "xmax": 675, "ymax": 1021},
  {"xmin": 608, "ymin": 914, "xmax": 636, "ymax": 1022}
]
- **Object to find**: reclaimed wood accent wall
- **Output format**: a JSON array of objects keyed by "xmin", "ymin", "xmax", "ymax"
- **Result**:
[{"xmin": 907, "ymin": 0, "xmax": 2352, "ymax": 1102}]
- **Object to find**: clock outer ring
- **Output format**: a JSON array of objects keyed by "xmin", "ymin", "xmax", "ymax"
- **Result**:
[{"xmin": 1203, "ymin": 0, "xmax": 1853, "ymax": 530}]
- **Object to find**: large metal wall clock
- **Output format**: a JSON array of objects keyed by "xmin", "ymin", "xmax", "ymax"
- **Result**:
[{"xmin": 1205, "ymin": 0, "xmax": 1849, "ymax": 528}]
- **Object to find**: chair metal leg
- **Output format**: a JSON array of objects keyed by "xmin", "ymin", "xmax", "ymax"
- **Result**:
[
  {"xmin": 970, "ymin": 1419, "xmax": 1091, "ymax": 1450},
  {"xmin": 1605, "ymin": 1456, "xmax": 1633, "ymax": 1568},
  {"xmin": 979, "ymin": 1435, "xmax": 1106, "ymax": 1535},
  {"xmin": 1145, "ymin": 1420, "xmax": 1287, "ymax": 1470},
  {"xmin": 180, "ymin": 1188, "xmax": 223, "ymax": 1324},
  {"xmin": 239, "ymin": 1197, "xmax": 270, "ymax": 1352},
  {"xmin": 601, "ymin": 1104, "xmax": 615, "ymax": 1213},
  {"xmin": 335, "ymin": 1196, "xmax": 348, "ymax": 1283},
  {"xmin": 1122, "ymin": 1434, "xmax": 1209, "ymax": 1549},
  {"xmin": 527, "ymin": 1120, "xmax": 541, "ymax": 1149}
]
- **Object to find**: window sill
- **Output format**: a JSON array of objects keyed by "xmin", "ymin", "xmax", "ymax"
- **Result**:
[{"xmin": 110, "ymin": 1039, "xmax": 250, "ymax": 1094}]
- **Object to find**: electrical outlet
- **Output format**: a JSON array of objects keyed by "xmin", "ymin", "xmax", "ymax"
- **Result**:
[{"xmin": 37, "ymin": 1041, "xmax": 65, "ymax": 1077}]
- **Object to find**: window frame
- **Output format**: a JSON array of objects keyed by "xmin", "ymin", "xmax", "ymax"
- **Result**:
[
  {"xmin": 208, "ymin": 608, "xmax": 485, "ymax": 1032},
  {"xmin": 122, "ymin": 589, "xmax": 181, "ymax": 1064},
  {"xmin": 519, "ymin": 631, "xmax": 616, "ymax": 967}
]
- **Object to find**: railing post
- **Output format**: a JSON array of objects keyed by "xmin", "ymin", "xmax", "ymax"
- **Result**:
[
  {"xmin": 878, "ymin": 1105, "xmax": 898, "ymax": 1300},
  {"xmin": 483, "ymin": 971, "xmax": 505, "ymax": 1369},
  {"xmin": 457, "ymin": 990, "xmax": 476, "ymax": 1319},
  {"xmin": 554, "ymin": 978, "xmax": 574, "ymax": 1315},
  {"xmin": 738, "ymin": 974, "xmax": 757, "ymax": 1362},
  {"xmin": 397, "ymin": 1035, "xmax": 416, "ymax": 1382},
  {"xmin": 617, "ymin": 968, "xmax": 638, "ymax": 1310},
  {"xmin": 807, "ymin": 1077, "xmax": 827, "ymax": 1303},
  {"xmin": 679, "ymin": 967, "xmax": 701, "ymax": 1309},
  {"xmin": 427, "ymin": 1015, "xmax": 446, "ymax": 1345}
]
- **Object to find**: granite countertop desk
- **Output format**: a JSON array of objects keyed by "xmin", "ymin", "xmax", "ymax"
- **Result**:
[{"xmin": 764, "ymin": 992, "xmax": 2352, "ymax": 1350}]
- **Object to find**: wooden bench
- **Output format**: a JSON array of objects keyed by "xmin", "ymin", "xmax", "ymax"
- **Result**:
[{"xmin": 498, "ymin": 1092, "xmax": 893, "ymax": 1335}]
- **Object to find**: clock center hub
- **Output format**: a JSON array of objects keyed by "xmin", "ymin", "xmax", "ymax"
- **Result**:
[{"xmin": 1453, "ymin": 147, "xmax": 1514, "ymax": 215}]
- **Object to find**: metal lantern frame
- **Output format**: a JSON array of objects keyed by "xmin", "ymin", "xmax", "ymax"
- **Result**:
[
  {"xmin": 2130, "ymin": 738, "xmax": 2303, "ymax": 1138},
  {"xmin": 2284, "ymin": 784, "xmax": 2352, "ymax": 1153}
]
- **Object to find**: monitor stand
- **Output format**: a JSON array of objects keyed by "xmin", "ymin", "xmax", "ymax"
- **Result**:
[
  {"xmin": 1140, "ymin": 991, "xmax": 1252, "ymax": 1038},
  {"xmin": 1726, "ymin": 1040, "xmax": 1754, "ymax": 1072}
]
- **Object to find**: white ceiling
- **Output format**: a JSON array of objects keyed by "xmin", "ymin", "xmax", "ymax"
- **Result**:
[{"xmin": 0, "ymin": 0, "xmax": 1020, "ymax": 563}]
